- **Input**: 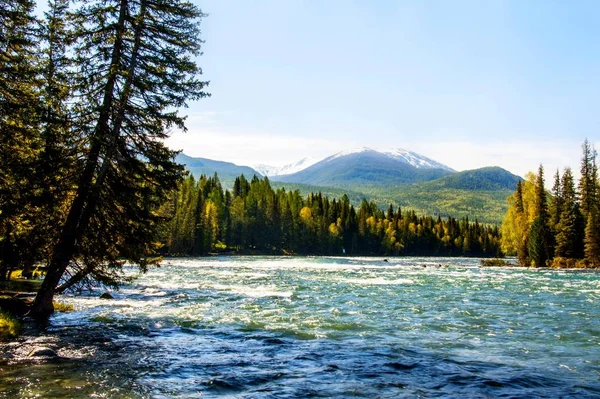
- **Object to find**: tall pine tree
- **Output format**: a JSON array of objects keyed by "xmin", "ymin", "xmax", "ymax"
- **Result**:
[{"xmin": 30, "ymin": 0, "xmax": 209, "ymax": 317}]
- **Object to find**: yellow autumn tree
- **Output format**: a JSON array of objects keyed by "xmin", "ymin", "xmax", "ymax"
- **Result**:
[{"xmin": 501, "ymin": 172, "xmax": 536, "ymax": 264}]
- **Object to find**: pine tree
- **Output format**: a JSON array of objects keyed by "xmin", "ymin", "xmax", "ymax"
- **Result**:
[
  {"xmin": 580, "ymin": 139, "xmax": 600, "ymax": 267},
  {"xmin": 30, "ymin": 0, "xmax": 209, "ymax": 317},
  {"xmin": 579, "ymin": 139, "xmax": 597, "ymax": 218},
  {"xmin": 549, "ymin": 169, "xmax": 562, "ymax": 231},
  {"xmin": 555, "ymin": 168, "xmax": 581, "ymax": 259},
  {"xmin": 584, "ymin": 206, "xmax": 600, "ymax": 267},
  {"xmin": 0, "ymin": 0, "xmax": 42, "ymax": 280},
  {"xmin": 528, "ymin": 165, "xmax": 551, "ymax": 266}
]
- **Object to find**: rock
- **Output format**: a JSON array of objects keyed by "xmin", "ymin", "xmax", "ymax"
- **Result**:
[
  {"xmin": 27, "ymin": 347, "xmax": 57, "ymax": 358},
  {"xmin": 99, "ymin": 292, "xmax": 114, "ymax": 300}
]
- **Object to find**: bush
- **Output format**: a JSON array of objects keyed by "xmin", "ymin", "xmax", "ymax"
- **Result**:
[
  {"xmin": 480, "ymin": 258, "xmax": 513, "ymax": 267},
  {"xmin": 53, "ymin": 301, "xmax": 74, "ymax": 312},
  {"xmin": 549, "ymin": 257, "xmax": 586, "ymax": 269},
  {"xmin": 0, "ymin": 311, "xmax": 21, "ymax": 341}
]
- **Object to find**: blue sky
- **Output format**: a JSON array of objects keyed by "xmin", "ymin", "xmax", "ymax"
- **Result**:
[
  {"xmin": 34, "ymin": 0, "xmax": 599, "ymax": 176},
  {"xmin": 164, "ymin": 0, "xmax": 599, "ymax": 177}
]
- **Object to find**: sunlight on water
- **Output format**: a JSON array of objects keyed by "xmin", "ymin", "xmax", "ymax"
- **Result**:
[{"xmin": 2, "ymin": 256, "xmax": 600, "ymax": 398}]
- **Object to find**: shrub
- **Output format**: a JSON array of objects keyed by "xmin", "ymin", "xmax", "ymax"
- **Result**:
[{"xmin": 0, "ymin": 311, "xmax": 21, "ymax": 341}]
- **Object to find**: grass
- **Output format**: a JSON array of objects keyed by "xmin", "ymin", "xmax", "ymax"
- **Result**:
[
  {"xmin": 53, "ymin": 301, "xmax": 74, "ymax": 312},
  {"xmin": 0, "ymin": 310, "xmax": 21, "ymax": 341}
]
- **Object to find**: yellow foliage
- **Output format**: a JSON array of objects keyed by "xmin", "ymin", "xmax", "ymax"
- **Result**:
[
  {"xmin": 53, "ymin": 301, "xmax": 74, "ymax": 312},
  {"xmin": 0, "ymin": 311, "xmax": 20, "ymax": 340},
  {"xmin": 299, "ymin": 206, "xmax": 312, "ymax": 222},
  {"xmin": 501, "ymin": 172, "xmax": 536, "ymax": 255},
  {"xmin": 328, "ymin": 222, "xmax": 340, "ymax": 237},
  {"xmin": 204, "ymin": 201, "xmax": 219, "ymax": 239}
]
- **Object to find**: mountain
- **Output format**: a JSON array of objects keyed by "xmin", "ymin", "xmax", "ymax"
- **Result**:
[
  {"xmin": 419, "ymin": 166, "xmax": 521, "ymax": 191},
  {"xmin": 271, "ymin": 147, "xmax": 453, "ymax": 187},
  {"xmin": 175, "ymin": 150, "xmax": 521, "ymax": 223},
  {"xmin": 254, "ymin": 156, "xmax": 319, "ymax": 177},
  {"xmin": 382, "ymin": 148, "xmax": 455, "ymax": 172},
  {"xmin": 175, "ymin": 153, "xmax": 260, "ymax": 186}
]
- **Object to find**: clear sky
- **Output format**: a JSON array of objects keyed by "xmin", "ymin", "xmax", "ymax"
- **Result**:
[
  {"xmin": 163, "ymin": 0, "xmax": 600, "ymax": 177},
  {"xmin": 34, "ymin": 0, "xmax": 599, "ymax": 177}
]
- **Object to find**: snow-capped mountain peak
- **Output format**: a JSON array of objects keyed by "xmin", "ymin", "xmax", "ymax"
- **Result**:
[
  {"xmin": 381, "ymin": 148, "xmax": 455, "ymax": 172},
  {"xmin": 253, "ymin": 156, "xmax": 319, "ymax": 177},
  {"xmin": 253, "ymin": 164, "xmax": 280, "ymax": 177},
  {"xmin": 326, "ymin": 147, "xmax": 377, "ymax": 162}
]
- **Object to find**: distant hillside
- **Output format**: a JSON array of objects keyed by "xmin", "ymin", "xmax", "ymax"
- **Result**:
[
  {"xmin": 273, "ymin": 167, "xmax": 521, "ymax": 224},
  {"xmin": 176, "ymin": 154, "xmax": 260, "ymax": 186},
  {"xmin": 273, "ymin": 148, "xmax": 452, "ymax": 187},
  {"xmin": 420, "ymin": 167, "xmax": 522, "ymax": 191},
  {"xmin": 176, "ymin": 153, "xmax": 521, "ymax": 224}
]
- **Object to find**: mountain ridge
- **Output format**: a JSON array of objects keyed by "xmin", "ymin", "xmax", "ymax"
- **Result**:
[{"xmin": 175, "ymin": 151, "xmax": 521, "ymax": 223}]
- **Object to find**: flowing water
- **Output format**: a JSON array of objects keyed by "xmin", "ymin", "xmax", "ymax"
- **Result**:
[{"xmin": 2, "ymin": 256, "xmax": 600, "ymax": 398}]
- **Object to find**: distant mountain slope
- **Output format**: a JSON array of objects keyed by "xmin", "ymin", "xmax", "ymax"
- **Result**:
[
  {"xmin": 274, "ymin": 166, "xmax": 521, "ymax": 224},
  {"xmin": 176, "ymin": 154, "xmax": 260, "ymax": 185},
  {"xmin": 382, "ymin": 148, "xmax": 455, "ymax": 172},
  {"xmin": 272, "ymin": 148, "xmax": 453, "ymax": 187},
  {"xmin": 175, "ymin": 152, "xmax": 521, "ymax": 224},
  {"xmin": 254, "ymin": 156, "xmax": 319, "ymax": 177},
  {"xmin": 420, "ymin": 166, "xmax": 522, "ymax": 191}
]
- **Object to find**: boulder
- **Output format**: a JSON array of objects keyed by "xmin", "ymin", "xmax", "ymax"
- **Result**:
[
  {"xmin": 99, "ymin": 292, "xmax": 114, "ymax": 300},
  {"xmin": 27, "ymin": 347, "xmax": 58, "ymax": 358}
]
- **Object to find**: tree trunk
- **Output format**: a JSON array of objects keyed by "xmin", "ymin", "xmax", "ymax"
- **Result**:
[{"xmin": 28, "ymin": 0, "xmax": 130, "ymax": 319}]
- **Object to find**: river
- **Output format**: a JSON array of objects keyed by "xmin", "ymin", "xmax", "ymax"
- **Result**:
[{"xmin": 2, "ymin": 256, "xmax": 600, "ymax": 398}]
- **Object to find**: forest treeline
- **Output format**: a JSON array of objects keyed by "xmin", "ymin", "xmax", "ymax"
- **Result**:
[
  {"xmin": 163, "ymin": 174, "xmax": 502, "ymax": 257},
  {"xmin": 501, "ymin": 139, "xmax": 600, "ymax": 267}
]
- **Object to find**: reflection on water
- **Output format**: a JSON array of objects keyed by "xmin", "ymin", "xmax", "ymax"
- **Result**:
[{"xmin": 2, "ymin": 256, "xmax": 600, "ymax": 398}]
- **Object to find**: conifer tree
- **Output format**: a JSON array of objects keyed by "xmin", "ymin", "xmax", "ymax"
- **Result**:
[
  {"xmin": 30, "ymin": 0, "xmax": 208, "ymax": 317},
  {"xmin": 527, "ymin": 165, "xmax": 551, "ymax": 266},
  {"xmin": 579, "ymin": 139, "xmax": 597, "ymax": 218},
  {"xmin": 584, "ymin": 206, "xmax": 600, "ymax": 267},
  {"xmin": 0, "ymin": 0, "xmax": 42, "ymax": 280},
  {"xmin": 555, "ymin": 168, "xmax": 581, "ymax": 259},
  {"xmin": 549, "ymin": 169, "xmax": 562, "ymax": 231}
]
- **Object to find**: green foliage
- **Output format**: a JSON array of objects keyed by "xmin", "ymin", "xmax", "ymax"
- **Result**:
[
  {"xmin": 177, "ymin": 154, "xmax": 260, "ymax": 187},
  {"xmin": 501, "ymin": 140, "xmax": 600, "ymax": 268},
  {"xmin": 0, "ymin": 0, "xmax": 44, "ymax": 281},
  {"xmin": 0, "ymin": 0, "xmax": 209, "ymax": 316},
  {"xmin": 165, "ymin": 174, "xmax": 503, "ymax": 258},
  {"xmin": 584, "ymin": 207, "xmax": 600, "ymax": 267},
  {"xmin": 419, "ymin": 167, "xmax": 522, "ymax": 191},
  {"xmin": 272, "ymin": 168, "xmax": 519, "ymax": 225},
  {"xmin": 480, "ymin": 258, "xmax": 514, "ymax": 266},
  {"xmin": 554, "ymin": 168, "xmax": 584, "ymax": 259},
  {"xmin": 527, "ymin": 216, "xmax": 549, "ymax": 267},
  {"xmin": 0, "ymin": 310, "xmax": 21, "ymax": 340}
]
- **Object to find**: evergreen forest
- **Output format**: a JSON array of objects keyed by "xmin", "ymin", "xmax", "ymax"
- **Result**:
[
  {"xmin": 164, "ymin": 174, "xmax": 502, "ymax": 257},
  {"xmin": 501, "ymin": 139, "xmax": 600, "ymax": 268}
]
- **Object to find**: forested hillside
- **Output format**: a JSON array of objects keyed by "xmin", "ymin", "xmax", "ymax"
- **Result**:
[
  {"xmin": 164, "ymin": 174, "xmax": 502, "ymax": 257},
  {"xmin": 179, "ymin": 154, "xmax": 521, "ymax": 224}
]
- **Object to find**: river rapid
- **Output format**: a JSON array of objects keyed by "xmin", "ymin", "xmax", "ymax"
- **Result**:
[{"xmin": 2, "ymin": 256, "xmax": 600, "ymax": 398}]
